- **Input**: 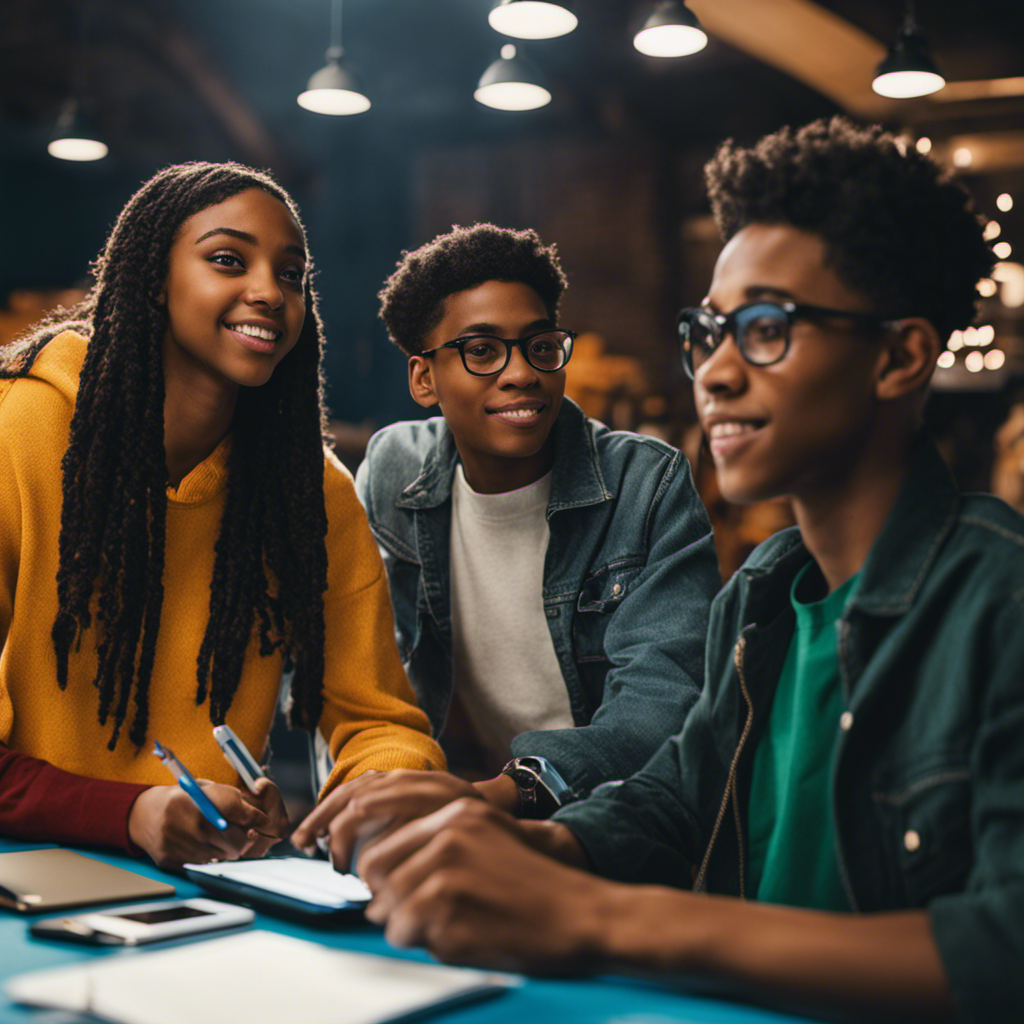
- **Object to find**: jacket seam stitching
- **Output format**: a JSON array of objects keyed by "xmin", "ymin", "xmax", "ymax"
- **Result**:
[
  {"xmin": 370, "ymin": 523, "xmax": 419, "ymax": 564},
  {"xmin": 580, "ymin": 555, "xmax": 645, "ymax": 586},
  {"xmin": 957, "ymin": 514, "xmax": 1024, "ymax": 547},
  {"xmin": 642, "ymin": 452, "xmax": 680, "ymax": 551},
  {"xmin": 871, "ymin": 768, "xmax": 972, "ymax": 807}
]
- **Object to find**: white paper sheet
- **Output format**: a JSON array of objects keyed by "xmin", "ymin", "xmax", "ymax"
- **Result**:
[
  {"xmin": 6, "ymin": 930, "xmax": 520, "ymax": 1024},
  {"xmin": 185, "ymin": 856, "xmax": 371, "ymax": 907}
]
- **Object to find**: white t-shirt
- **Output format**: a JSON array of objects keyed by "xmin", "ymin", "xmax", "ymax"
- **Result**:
[{"xmin": 449, "ymin": 465, "xmax": 573, "ymax": 773}]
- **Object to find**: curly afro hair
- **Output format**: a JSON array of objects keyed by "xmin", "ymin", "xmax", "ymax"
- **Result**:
[
  {"xmin": 704, "ymin": 116, "xmax": 995, "ymax": 341},
  {"xmin": 378, "ymin": 223, "xmax": 568, "ymax": 355}
]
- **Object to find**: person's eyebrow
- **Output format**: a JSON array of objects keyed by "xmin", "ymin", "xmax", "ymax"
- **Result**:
[
  {"xmin": 704, "ymin": 285, "xmax": 796, "ymax": 313},
  {"xmin": 194, "ymin": 227, "xmax": 306, "ymax": 260},
  {"xmin": 744, "ymin": 285, "xmax": 795, "ymax": 301},
  {"xmin": 456, "ymin": 318, "xmax": 554, "ymax": 337}
]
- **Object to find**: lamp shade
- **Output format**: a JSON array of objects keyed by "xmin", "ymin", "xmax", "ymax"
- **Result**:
[
  {"xmin": 488, "ymin": 0, "xmax": 577, "ymax": 40},
  {"xmin": 872, "ymin": 26, "xmax": 944, "ymax": 98},
  {"xmin": 47, "ymin": 100, "xmax": 108, "ymax": 162},
  {"xmin": 475, "ymin": 45, "xmax": 551, "ymax": 111},
  {"xmin": 634, "ymin": 1, "xmax": 707, "ymax": 58},
  {"xmin": 297, "ymin": 53, "xmax": 370, "ymax": 114}
]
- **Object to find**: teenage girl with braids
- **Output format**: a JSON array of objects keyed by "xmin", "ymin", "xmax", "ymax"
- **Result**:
[{"xmin": 0, "ymin": 162, "xmax": 444, "ymax": 869}]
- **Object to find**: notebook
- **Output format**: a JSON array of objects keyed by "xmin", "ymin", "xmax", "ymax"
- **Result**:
[
  {"xmin": 0, "ymin": 849, "xmax": 175, "ymax": 913},
  {"xmin": 5, "ymin": 929, "xmax": 521, "ymax": 1024},
  {"xmin": 184, "ymin": 856, "xmax": 370, "ymax": 916}
]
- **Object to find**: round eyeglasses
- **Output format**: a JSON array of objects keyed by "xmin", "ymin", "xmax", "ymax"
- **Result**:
[
  {"xmin": 677, "ymin": 300, "xmax": 893, "ymax": 379},
  {"xmin": 421, "ymin": 329, "xmax": 575, "ymax": 377}
]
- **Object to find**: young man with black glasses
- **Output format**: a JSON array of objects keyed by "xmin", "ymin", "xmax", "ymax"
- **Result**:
[
  {"xmin": 295, "ymin": 224, "xmax": 719, "ymax": 841},
  {"xmin": 300, "ymin": 120, "xmax": 1024, "ymax": 1023}
]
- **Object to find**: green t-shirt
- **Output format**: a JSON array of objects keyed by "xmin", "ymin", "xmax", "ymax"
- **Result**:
[{"xmin": 746, "ymin": 562, "xmax": 860, "ymax": 911}]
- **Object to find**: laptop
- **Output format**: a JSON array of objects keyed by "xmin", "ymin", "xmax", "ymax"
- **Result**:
[{"xmin": 0, "ymin": 848, "xmax": 174, "ymax": 913}]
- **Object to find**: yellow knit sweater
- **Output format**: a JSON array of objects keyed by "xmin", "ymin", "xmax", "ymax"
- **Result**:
[{"xmin": 0, "ymin": 332, "xmax": 444, "ymax": 795}]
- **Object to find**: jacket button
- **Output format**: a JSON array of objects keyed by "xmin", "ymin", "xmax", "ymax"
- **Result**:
[
  {"xmin": 546, "ymin": 607, "xmax": 560, "ymax": 619},
  {"xmin": 839, "ymin": 710, "xmax": 854, "ymax": 731},
  {"xmin": 904, "ymin": 829, "xmax": 921, "ymax": 852},
  {"xmin": 612, "ymin": 583, "xmax": 622, "ymax": 596}
]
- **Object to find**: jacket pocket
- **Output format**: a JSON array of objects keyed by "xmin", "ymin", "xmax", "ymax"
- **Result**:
[
  {"xmin": 873, "ymin": 768, "xmax": 973, "ymax": 907},
  {"xmin": 573, "ymin": 562, "xmax": 643, "ymax": 660}
]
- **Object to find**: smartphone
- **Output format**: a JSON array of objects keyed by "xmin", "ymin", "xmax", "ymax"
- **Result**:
[
  {"xmin": 213, "ymin": 724, "xmax": 266, "ymax": 794},
  {"xmin": 30, "ymin": 898, "xmax": 255, "ymax": 946}
]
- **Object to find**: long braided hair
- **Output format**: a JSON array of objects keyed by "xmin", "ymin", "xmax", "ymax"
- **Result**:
[{"xmin": 0, "ymin": 162, "xmax": 329, "ymax": 749}]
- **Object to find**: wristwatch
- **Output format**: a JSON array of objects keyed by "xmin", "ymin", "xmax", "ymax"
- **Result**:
[{"xmin": 500, "ymin": 756, "xmax": 573, "ymax": 819}]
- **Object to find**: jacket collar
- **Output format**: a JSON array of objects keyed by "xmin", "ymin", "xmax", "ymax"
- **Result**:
[
  {"xmin": 738, "ymin": 434, "xmax": 961, "ymax": 620},
  {"xmin": 395, "ymin": 397, "xmax": 611, "ymax": 514},
  {"xmin": 848, "ymin": 434, "xmax": 960, "ymax": 616}
]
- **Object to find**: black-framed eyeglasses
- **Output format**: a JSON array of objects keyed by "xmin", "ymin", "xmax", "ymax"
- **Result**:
[
  {"xmin": 421, "ymin": 329, "xmax": 575, "ymax": 377},
  {"xmin": 677, "ymin": 300, "xmax": 895, "ymax": 379}
]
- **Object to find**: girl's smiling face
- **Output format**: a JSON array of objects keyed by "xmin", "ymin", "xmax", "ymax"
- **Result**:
[{"xmin": 161, "ymin": 187, "xmax": 307, "ymax": 393}]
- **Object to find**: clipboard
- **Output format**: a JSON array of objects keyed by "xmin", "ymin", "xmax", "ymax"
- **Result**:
[
  {"xmin": 184, "ymin": 856, "xmax": 370, "ymax": 920},
  {"xmin": 0, "ymin": 848, "xmax": 174, "ymax": 913}
]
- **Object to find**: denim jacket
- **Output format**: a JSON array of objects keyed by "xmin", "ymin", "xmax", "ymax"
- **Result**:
[
  {"xmin": 556, "ymin": 437, "xmax": 1024, "ymax": 1023},
  {"xmin": 354, "ymin": 398, "xmax": 720, "ymax": 798}
]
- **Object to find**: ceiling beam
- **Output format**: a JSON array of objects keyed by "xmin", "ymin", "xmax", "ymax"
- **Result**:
[{"xmin": 688, "ymin": 0, "xmax": 893, "ymax": 120}]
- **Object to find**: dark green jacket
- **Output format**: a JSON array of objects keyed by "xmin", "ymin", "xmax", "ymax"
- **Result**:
[{"xmin": 555, "ymin": 438, "xmax": 1024, "ymax": 1024}]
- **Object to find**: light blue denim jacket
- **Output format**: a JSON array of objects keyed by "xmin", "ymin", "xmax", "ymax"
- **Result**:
[{"xmin": 354, "ymin": 398, "xmax": 720, "ymax": 799}]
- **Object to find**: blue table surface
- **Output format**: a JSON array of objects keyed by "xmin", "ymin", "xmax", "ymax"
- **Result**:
[{"xmin": 0, "ymin": 840, "xmax": 828, "ymax": 1024}]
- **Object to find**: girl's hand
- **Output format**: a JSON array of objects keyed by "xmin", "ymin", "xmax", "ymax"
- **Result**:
[
  {"xmin": 127, "ymin": 783, "xmax": 275, "ymax": 869},
  {"xmin": 239, "ymin": 777, "xmax": 289, "ymax": 859}
]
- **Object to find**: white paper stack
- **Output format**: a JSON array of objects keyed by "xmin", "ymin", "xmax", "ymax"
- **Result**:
[{"xmin": 5, "ymin": 930, "xmax": 520, "ymax": 1024}]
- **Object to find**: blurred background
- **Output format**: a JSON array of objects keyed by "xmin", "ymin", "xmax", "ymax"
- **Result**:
[{"xmin": 2, "ymin": 0, "xmax": 1023, "ymax": 578}]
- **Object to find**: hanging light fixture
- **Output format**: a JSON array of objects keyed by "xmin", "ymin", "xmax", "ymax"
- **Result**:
[
  {"xmin": 49, "ymin": 5, "xmax": 107, "ymax": 162},
  {"xmin": 872, "ymin": 2, "xmax": 944, "ymax": 99},
  {"xmin": 634, "ymin": 1, "xmax": 707, "ymax": 58},
  {"xmin": 488, "ymin": 0, "xmax": 577, "ymax": 40},
  {"xmin": 297, "ymin": 0, "xmax": 370, "ymax": 115},
  {"xmin": 48, "ymin": 98, "xmax": 108, "ymax": 162},
  {"xmin": 475, "ymin": 44, "xmax": 552, "ymax": 111}
]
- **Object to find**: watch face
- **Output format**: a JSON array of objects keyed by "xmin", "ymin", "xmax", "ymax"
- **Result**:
[
  {"xmin": 516, "ymin": 757, "xmax": 571, "ymax": 804},
  {"xmin": 512, "ymin": 768, "xmax": 539, "ymax": 792}
]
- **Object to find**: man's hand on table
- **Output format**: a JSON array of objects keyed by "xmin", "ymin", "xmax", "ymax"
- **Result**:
[
  {"xmin": 291, "ymin": 769, "xmax": 511, "ymax": 870},
  {"xmin": 357, "ymin": 797, "xmax": 610, "ymax": 973}
]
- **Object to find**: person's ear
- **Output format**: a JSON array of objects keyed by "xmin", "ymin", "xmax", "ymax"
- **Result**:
[
  {"xmin": 408, "ymin": 355, "xmax": 439, "ymax": 409},
  {"xmin": 874, "ymin": 318, "xmax": 941, "ymax": 401}
]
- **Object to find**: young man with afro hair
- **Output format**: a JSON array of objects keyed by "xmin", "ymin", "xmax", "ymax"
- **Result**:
[
  {"xmin": 294, "ymin": 222, "xmax": 720, "ymax": 841},
  {"xmin": 299, "ymin": 119, "xmax": 1024, "ymax": 1024}
]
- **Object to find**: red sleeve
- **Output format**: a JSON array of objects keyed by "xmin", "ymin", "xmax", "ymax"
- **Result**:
[{"xmin": 0, "ymin": 745, "xmax": 150, "ymax": 854}]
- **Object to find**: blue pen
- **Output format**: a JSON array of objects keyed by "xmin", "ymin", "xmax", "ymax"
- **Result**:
[{"xmin": 152, "ymin": 740, "xmax": 229, "ymax": 831}]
